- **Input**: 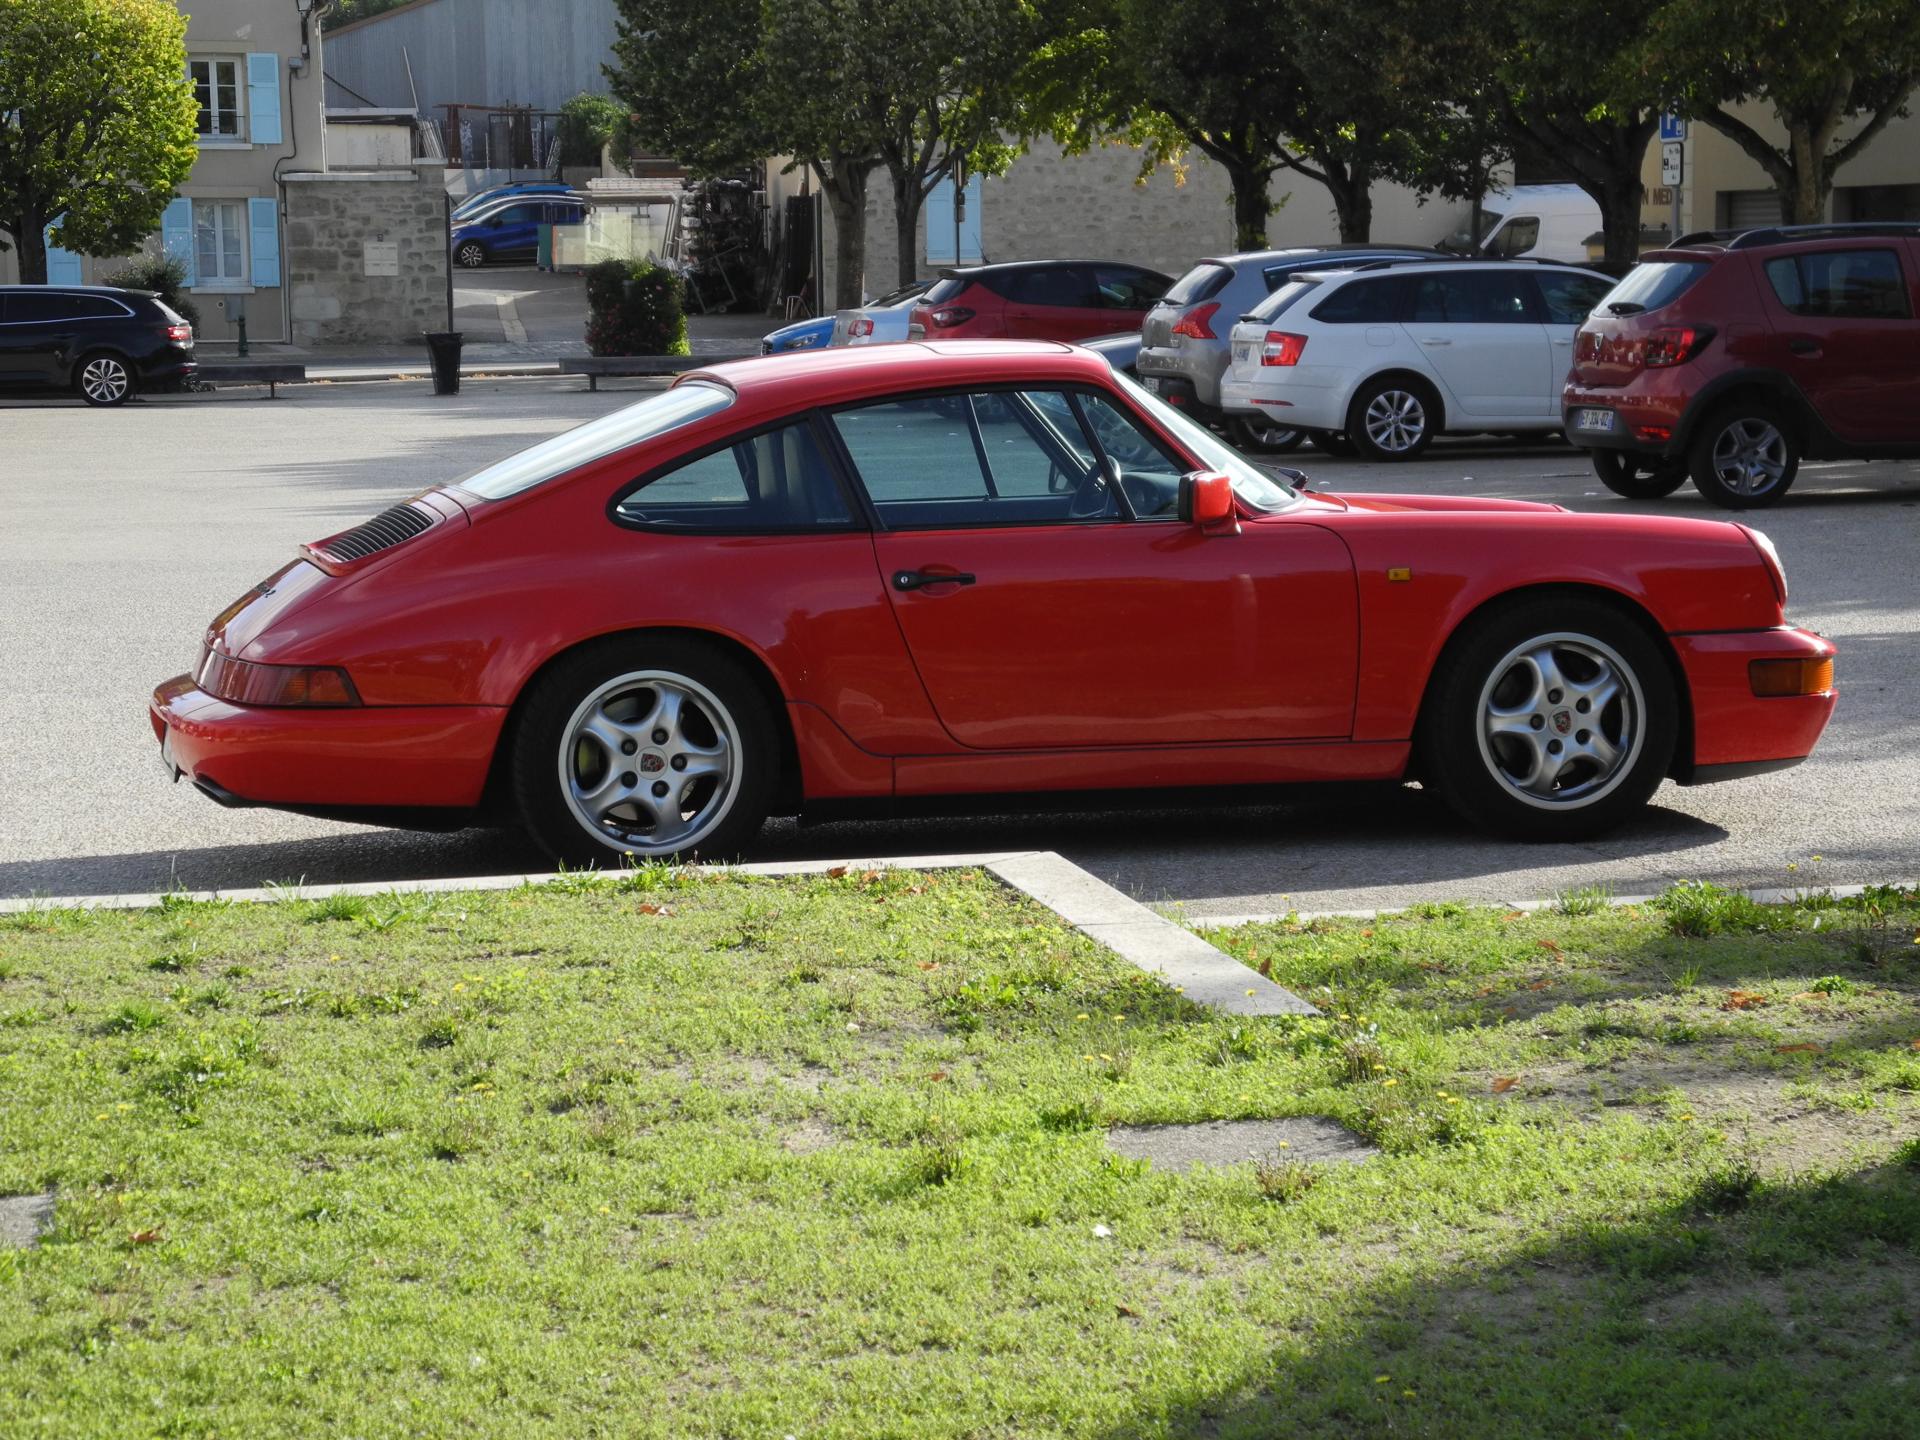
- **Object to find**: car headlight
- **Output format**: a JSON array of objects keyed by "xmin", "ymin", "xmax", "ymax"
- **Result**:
[{"xmin": 1741, "ymin": 525, "xmax": 1787, "ymax": 605}]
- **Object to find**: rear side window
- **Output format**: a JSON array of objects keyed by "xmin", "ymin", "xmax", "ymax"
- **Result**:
[
  {"xmin": 4, "ymin": 293, "xmax": 79, "ymax": 323},
  {"xmin": 1090, "ymin": 265, "xmax": 1168, "ymax": 309},
  {"xmin": 615, "ymin": 420, "xmax": 850, "ymax": 530},
  {"xmin": 921, "ymin": 276, "xmax": 970, "ymax": 305},
  {"xmin": 1311, "ymin": 276, "xmax": 1407, "ymax": 324},
  {"xmin": 1533, "ymin": 271, "xmax": 1613, "ymax": 325},
  {"xmin": 68, "ymin": 296, "xmax": 129, "ymax": 319},
  {"xmin": 459, "ymin": 381, "xmax": 735, "ymax": 500},
  {"xmin": 1245, "ymin": 278, "xmax": 1321, "ymax": 322},
  {"xmin": 1764, "ymin": 249, "xmax": 1910, "ymax": 319},
  {"xmin": 1162, "ymin": 262, "xmax": 1232, "ymax": 306},
  {"xmin": 1598, "ymin": 260, "xmax": 1710, "ymax": 314},
  {"xmin": 1000, "ymin": 267, "xmax": 1097, "ymax": 308}
]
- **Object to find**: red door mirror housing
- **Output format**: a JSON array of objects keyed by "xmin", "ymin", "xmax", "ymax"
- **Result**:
[{"xmin": 1179, "ymin": 471, "xmax": 1237, "ymax": 531}]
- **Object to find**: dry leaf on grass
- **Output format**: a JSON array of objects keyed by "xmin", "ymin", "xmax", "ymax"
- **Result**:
[
  {"xmin": 1492, "ymin": 1076, "xmax": 1518, "ymax": 1093},
  {"xmin": 1526, "ymin": 979, "xmax": 1553, "ymax": 991},
  {"xmin": 128, "ymin": 1228, "xmax": 164, "ymax": 1245},
  {"xmin": 1774, "ymin": 1042, "xmax": 1821, "ymax": 1053},
  {"xmin": 1257, "ymin": 957, "xmax": 1274, "ymax": 979},
  {"xmin": 825, "ymin": 866, "xmax": 848, "ymax": 879},
  {"xmin": 916, "ymin": 961, "xmax": 939, "ymax": 970},
  {"xmin": 1537, "ymin": 939, "xmax": 1563, "ymax": 956},
  {"xmin": 927, "ymin": 1070, "xmax": 949, "ymax": 1083},
  {"xmin": 1722, "ymin": 990, "xmax": 1769, "ymax": 1011},
  {"xmin": 636, "ymin": 903, "xmax": 671, "ymax": 917}
]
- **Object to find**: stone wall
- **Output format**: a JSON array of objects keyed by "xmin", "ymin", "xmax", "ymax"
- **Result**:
[{"xmin": 282, "ymin": 163, "xmax": 451, "ymax": 345}]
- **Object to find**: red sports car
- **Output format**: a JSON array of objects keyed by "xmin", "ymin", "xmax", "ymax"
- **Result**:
[{"xmin": 151, "ymin": 342, "xmax": 1837, "ymax": 862}]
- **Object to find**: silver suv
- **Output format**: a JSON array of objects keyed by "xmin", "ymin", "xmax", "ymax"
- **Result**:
[{"xmin": 1137, "ymin": 245, "xmax": 1441, "ymax": 451}]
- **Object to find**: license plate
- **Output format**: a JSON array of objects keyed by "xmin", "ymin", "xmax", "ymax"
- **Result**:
[
  {"xmin": 1140, "ymin": 376, "xmax": 1161, "ymax": 393},
  {"xmin": 1573, "ymin": 408, "xmax": 1616, "ymax": 434},
  {"xmin": 1233, "ymin": 343, "xmax": 1254, "ymax": 364}
]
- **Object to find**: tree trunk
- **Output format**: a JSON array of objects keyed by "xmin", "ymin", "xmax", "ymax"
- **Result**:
[
  {"xmin": 814, "ymin": 159, "xmax": 872, "ymax": 310},
  {"xmin": 10, "ymin": 211, "xmax": 50, "ymax": 285},
  {"xmin": 1328, "ymin": 174, "xmax": 1372, "ymax": 243},
  {"xmin": 893, "ymin": 175, "xmax": 924, "ymax": 290},
  {"xmin": 1783, "ymin": 127, "xmax": 1827, "ymax": 223},
  {"xmin": 1227, "ymin": 163, "xmax": 1271, "ymax": 250},
  {"xmin": 1593, "ymin": 174, "xmax": 1645, "ymax": 270}
]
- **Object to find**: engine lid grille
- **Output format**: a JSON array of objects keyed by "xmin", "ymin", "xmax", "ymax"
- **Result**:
[{"xmin": 309, "ymin": 501, "xmax": 436, "ymax": 564}]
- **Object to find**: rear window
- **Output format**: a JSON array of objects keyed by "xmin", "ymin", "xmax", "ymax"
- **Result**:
[
  {"xmin": 1597, "ymin": 260, "xmax": 1710, "ymax": 315},
  {"xmin": 1245, "ymin": 278, "xmax": 1322, "ymax": 322},
  {"xmin": 456, "ymin": 381, "xmax": 735, "ymax": 500},
  {"xmin": 1162, "ymin": 262, "xmax": 1232, "ymax": 306},
  {"xmin": 921, "ymin": 276, "xmax": 969, "ymax": 305}
]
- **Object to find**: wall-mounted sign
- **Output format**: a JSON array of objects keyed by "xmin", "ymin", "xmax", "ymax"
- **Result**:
[
  {"xmin": 363, "ymin": 240, "xmax": 399, "ymax": 277},
  {"xmin": 1660, "ymin": 142, "xmax": 1684, "ymax": 186},
  {"xmin": 1659, "ymin": 113, "xmax": 1688, "ymax": 142}
]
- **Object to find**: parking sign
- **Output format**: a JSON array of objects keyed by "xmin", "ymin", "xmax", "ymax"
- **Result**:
[
  {"xmin": 1661, "ymin": 142, "xmax": 1684, "ymax": 186},
  {"xmin": 1659, "ymin": 113, "xmax": 1687, "ymax": 142}
]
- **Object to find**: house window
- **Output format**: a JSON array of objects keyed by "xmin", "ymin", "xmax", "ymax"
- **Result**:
[
  {"xmin": 195, "ymin": 201, "xmax": 247, "ymax": 285},
  {"xmin": 190, "ymin": 58, "xmax": 243, "ymax": 139}
]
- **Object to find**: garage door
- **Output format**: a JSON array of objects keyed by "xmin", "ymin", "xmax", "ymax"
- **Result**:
[{"xmin": 1719, "ymin": 189, "xmax": 1781, "ymax": 229}]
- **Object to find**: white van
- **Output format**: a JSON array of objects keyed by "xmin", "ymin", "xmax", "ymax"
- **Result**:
[{"xmin": 1439, "ymin": 184, "xmax": 1603, "ymax": 263}]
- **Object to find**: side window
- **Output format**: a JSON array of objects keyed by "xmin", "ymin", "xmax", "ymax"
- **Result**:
[
  {"xmin": 1075, "ymin": 394, "xmax": 1189, "ymax": 519},
  {"xmin": 4, "ymin": 294, "xmax": 76, "ymax": 324},
  {"xmin": 832, "ymin": 390, "xmax": 1118, "ymax": 526},
  {"xmin": 1311, "ymin": 277, "xmax": 1405, "ymax": 324},
  {"xmin": 1091, "ymin": 265, "xmax": 1167, "ymax": 309},
  {"xmin": 1533, "ymin": 271, "xmax": 1613, "ymax": 325},
  {"xmin": 1489, "ymin": 217, "xmax": 1540, "ymax": 257},
  {"xmin": 69, "ymin": 296, "xmax": 127, "ymax": 320},
  {"xmin": 1765, "ymin": 249, "xmax": 1910, "ymax": 320},
  {"xmin": 615, "ymin": 420, "xmax": 850, "ymax": 530},
  {"xmin": 1005, "ymin": 267, "xmax": 1096, "ymax": 308},
  {"xmin": 1414, "ymin": 271, "xmax": 1535, "ymax": 323}
]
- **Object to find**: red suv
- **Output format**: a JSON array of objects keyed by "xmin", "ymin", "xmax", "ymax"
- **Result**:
[
  {"xmin": 1563, "ymin": 223, "xmax": 1920, "ymax": 508},
  {"xmin": 908, "ymin": 260, "xmax": 1172, "ymax": 343}
]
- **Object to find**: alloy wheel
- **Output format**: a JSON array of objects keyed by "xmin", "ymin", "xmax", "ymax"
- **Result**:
[
  {"xmin": 557, "ymin": 670, "xmax": 742, "ymax": 854},
  {"xmin": 457, "ymin": 242, "xmax": 486, "ymax": 268},
  {"xmin": 80, "ymin": 357, "xmax": 130, "ymax": 405},
  {"xmin": 1708, "ymin": 418, "xmax": 1790, "ymax": 497},
  {"xmin": 1362, "ymin": 389, "xmax": 1427, "ymax": 453},
  {"xmin": 1475, "ymin": 633, "xmax": 1645, "ymax": 810}
]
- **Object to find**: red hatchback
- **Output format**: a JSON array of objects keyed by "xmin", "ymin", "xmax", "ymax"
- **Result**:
[
  {"xmin": 1564, "ymin": 223, "xmax": 1920, "ymax": 507},
  {"xmin": 153, "ymin": 341, "xmax": 1835, "ymax": 863},
  {"xmin": 908, "ymin": 261, "xmax": 1172, "ymax": 342}
]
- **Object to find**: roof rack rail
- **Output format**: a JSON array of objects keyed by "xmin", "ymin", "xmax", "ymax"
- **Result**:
[
  {"xmin": 1726, "ymin": 221, "xmax": 1920, "ymax": 249},
  {"xmin": 1672, "ymin": 229, "xmax": 1740, "ymax": 247},
  {"xmin": 1347, "ymin": 255, "xmax": 1467, "ymax": 271}
]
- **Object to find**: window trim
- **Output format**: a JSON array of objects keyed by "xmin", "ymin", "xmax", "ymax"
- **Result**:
[
  {"xmin": 605, "ymin": 409, "xmax": 869, "ymax": 537},
  {"xmin": 189, "ymin": 55, "xmax": 246, "ymax": 143},
  {"xmin": 1759, "ymin": 246, "xmax": 1913, "ymax": 321},
  {"xmin": 192, "ymin": 198, "xmax": 250, "ymax": 289}
]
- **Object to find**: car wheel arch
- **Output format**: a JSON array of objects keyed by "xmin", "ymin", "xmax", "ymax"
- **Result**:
[
  {"xmin": 1410, "ymin": 582, "xmax": 1694, "ymax": 782},
  {"xmin": 1348, "ymin": 368, "xmax": 1447, "ymax": 433},
  {"xmin": 482, "ymin": 625, "xmax": 804, "ymax": 820},
  {"xmin": 1672, "ymin": 371, "xmax": 1824, "ymax": 457}
]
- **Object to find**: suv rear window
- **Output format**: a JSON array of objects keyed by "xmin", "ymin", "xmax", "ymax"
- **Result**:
[
  {"xmin": 1162, "ymin": 262, "xmax": 1232, "ymax": 306},
  {"xmin": 1763, "ymin": 248, "xmax": 1910, "ymax": 320},
  {"xmin": 1598, "ymin": 260, "xmax": 1709, "ymax": 315}
]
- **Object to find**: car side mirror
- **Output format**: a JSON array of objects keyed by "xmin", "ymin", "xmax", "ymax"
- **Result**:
[{"xmin": 1178, "ymin": 471, "xmax": 1237, "ymax": 531}]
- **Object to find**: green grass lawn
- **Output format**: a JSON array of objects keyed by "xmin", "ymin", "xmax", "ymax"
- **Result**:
[{"xmin": 2, "ymin": 869, "xmax": 1916, "ymax": 1438}]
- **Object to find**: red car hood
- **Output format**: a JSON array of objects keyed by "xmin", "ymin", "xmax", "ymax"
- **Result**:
[{"xmin": 1299, "ymin": 491, "xmax": 1565, "ymax": 515}]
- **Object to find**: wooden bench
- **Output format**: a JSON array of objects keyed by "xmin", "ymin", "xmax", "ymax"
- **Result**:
[
  {"xmin": 558, "ymin": 354, "xmax": 752, "ymax": 391},
  {"xmin": 194, "ymin": 363, "xmax": 307, "ymax": 399}
]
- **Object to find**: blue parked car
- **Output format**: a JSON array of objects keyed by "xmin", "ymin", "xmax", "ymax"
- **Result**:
[
  {"xmin": 760, "ymin": 314, "xmax": 835, "ymax": 354},
  {"xmin": 452, "ymin": 195, "xmax": 588, "ymax": 268},
  {"xmin": 451, "ymin": 182, "xmax": 576, "ymax": 223}
]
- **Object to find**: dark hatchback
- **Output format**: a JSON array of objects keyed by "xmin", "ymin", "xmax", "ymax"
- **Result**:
[{"xmin": 0, "ymin": 285, "xmax": 196, "ymax": 406}]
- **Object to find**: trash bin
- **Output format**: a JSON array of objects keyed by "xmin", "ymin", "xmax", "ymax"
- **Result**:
[{"xmin": 423, "ymin": 331, "xmax": 464, "ymax": 395}]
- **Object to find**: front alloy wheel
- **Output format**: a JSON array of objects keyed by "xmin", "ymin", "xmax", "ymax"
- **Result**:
[
  {"xmin": 77, "ymin": 353, "xmax": 133, "ymax": 407},
  {"xmin": 456, "ymin": 241, "xmax": 487, "ymax": 268},
  {"xmin": 1476, "ymin": 635, "xmax": 1643, "ymax": 809}
]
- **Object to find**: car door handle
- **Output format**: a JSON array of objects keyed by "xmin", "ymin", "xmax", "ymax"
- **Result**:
[
  {"xmin": 1788, "ymin": 339, "xmax": 1821, "ymax": 356},
  {"xmin": 1417, "ymin": 337, "xmax": 1452, "ymax": 347},
  {"xmin": 893, "ymin": 568, "xmax": 976, "ymax": 592}
]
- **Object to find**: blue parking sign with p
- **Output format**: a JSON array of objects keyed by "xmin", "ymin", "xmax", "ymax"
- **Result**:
[{"xmin": 1659, "ymin": 113, "xmax": 1687, "ymax": 141}]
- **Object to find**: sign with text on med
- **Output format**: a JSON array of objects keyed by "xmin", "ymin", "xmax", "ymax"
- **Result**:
[{"xmin": 363, "ymin": 240, "xmax": 400, "ymax": 277}]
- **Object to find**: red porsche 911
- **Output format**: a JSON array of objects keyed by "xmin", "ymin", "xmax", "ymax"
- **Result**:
[{"xmin": 152, "ymin": 341, "xmax": 1836, "ymax": 862}]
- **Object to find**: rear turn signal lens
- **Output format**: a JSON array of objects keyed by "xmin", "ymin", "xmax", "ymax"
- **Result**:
[
  {"xmin": 1749, "ymin": 657, "xmax": 1833, "ymax": 697},
  {"xmin": 1171, "ymin": 302, "xmax": 1220, "ymax": 340},
  {"xmin": 848, "ymin": 317, "xmax": 874, "ymax": 337},
  {"xmin": 1261, "ymin": 331, "xmax": 1307, "ymax": 366},
  {"xmin": 927, "ymin": 306, "xmax": 974, "ymax": 328},
  {"xmin": 1643, "ymin": 325, "xmax": 1715, "ymax": 367},
  {"xmin": 199, "ymin": 651, "xmax": 361, "ymax": 707}
]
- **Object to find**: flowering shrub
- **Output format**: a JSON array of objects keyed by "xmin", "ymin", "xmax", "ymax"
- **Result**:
[{"xmin": 584, "ymin": 258, "xmax": 688, "ymax": 356}]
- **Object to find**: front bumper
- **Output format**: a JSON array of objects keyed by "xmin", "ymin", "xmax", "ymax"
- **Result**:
[
  {"xmin": 150, "ymin": 675, "xmax": 505, "ymax": 812},
  {"xmin": 1671, "ymin": 627, "xmax": 1837, "ymax": 782}
]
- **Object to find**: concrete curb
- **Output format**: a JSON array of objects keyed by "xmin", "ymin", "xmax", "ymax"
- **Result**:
[{"xmin": 0, "ymin": 850, "xmax": 1319, "ymax": 1019}]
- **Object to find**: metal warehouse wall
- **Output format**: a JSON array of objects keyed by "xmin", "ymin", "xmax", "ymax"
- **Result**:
[{"xmin": 324, "ymin": 0, "xmax": 620, "ymax": 113}]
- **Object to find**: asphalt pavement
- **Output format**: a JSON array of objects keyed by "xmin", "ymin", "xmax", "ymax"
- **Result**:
[{"xmin": 2, "ymin": 377, "xmax": 1914, "ymax": 914}]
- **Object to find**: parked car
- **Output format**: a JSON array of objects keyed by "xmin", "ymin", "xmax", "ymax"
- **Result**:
[
  {"xmin": 1564, "ymin": 223, "xmax": 1920, "ymax": 508},
  {"xmin": 1219, "ymin": 259, "xmax": 1616, "ymax": 460},
  {"xmin": 1438, "ymin": 184, "xmax": 1603, "ymax": 264},
  {"xmin": 1138, "ymin": 245, "xmax": 1443, "ymax": 452},
  {"xmin": 1079, "ymin": 330, "xmax": 1142, "ymax": 375},
  {"xmin": 830, "ymin": 280, "xmax": 933, "ymax": 346},
  {"xmin": 761, "ymin": 314, "xmax": 835, "ymax": 354},
  {"xmin": 0, "ymin": 285, "xmax": 195, "ymax": 407},
  {"xmin": 452, "ymin": 182, "xmax": 577, "ymax": 222},
  {"xmin": 907, "ymin": 261, "xmax": 1172, "ymax": 343},
  {"xmin": 452, "ymin": 194, "xmax": 588, "ymax": 267},
  {"xmin": 151, "ymin": 340, "xmax": 1834, "ymax": 863}
]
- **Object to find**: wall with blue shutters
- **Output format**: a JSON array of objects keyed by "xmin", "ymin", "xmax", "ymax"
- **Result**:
[{"xmin": 924, "ymin": 175, "xmax": 983, "ymax": 265}]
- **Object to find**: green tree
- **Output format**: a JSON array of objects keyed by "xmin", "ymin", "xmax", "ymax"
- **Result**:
[
  {"xmin": 0, "ymin": 0, "xmax": 198, "ymax": 285},
  {"xmin": 556, "ymin": 92, "xmax": 625, "ymax": 172},
  {"xmin": 322, "ymin": 0, "xmax": 415, "ymax": 30},
  {"xmin": 1648, "ymin": 0, "xmax": 1920, "ymax": 224}
]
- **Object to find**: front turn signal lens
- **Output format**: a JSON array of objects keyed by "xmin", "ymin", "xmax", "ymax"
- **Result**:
[
  {"xmin": 199, "ymin": 651, "xmax": 361, "ymax": 707},
  {"xmin": 1749, "ymin": 657, "xmax": 1833, "ymax": 697}
]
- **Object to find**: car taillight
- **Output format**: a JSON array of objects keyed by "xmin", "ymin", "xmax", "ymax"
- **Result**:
[
  {"xmin": 1643, "ymin": 325, "xmax": 1714, "ymax": 367},
  {"xmin": 927, "ymin": 306, "xmax": 974, "ymax": 328},
  {"xmin": 1170, "ymin": 302, "xmax": 1220, "ymax": 341},
  {"xmin": 166, "ymin": 323, "xmax": 192, "ymax": 342},
  {"xmin": 198, "ymin": 651, "xmax": 360, "ymax": 708},
  {"xmin": 1261, "ymin": 331, "xmax": 1307, "ymax": 366},
  {"xmin": 849, "ymin": 317, "xmax": 874, "ymax": 337}
]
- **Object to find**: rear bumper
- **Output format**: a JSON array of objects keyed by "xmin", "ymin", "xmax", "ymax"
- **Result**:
[
  {"xmin": 1671, "ymin": 627, "xmax": 1837, "ymax": 782},
  {"xmin": 150, "ymin": 674, "xmax": 506, "ymax": 812},
  {"xmin": 1561, "ymin": 385, "xmax": 1689, "ymax": 456},
  {"xmin": 1219, "ymin": 370, "xmax": 1344, "ymax": 430}
]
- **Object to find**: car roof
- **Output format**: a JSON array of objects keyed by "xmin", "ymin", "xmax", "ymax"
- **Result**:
[
  {"xmin": 939, "ymin": 259, "xmax": 1171, "ymax": 279},
  {"xmin": 1666, "ymin": 221, "xmax": 1920, "ymax": 254},
  {"xmin": 1293, "ymin": 259, "xmax": 1610, "ymax": 280},
  {"xmin": 0, "ymin": 284, "xmax": 150, "ymax": 299},
  {"xmin": 684, "ymin": 340, "xmax": 1103, "ymax": 418},
  {"xmin": 1193, "ymin": 245, "xmax": 1441, "ymax": 268}
]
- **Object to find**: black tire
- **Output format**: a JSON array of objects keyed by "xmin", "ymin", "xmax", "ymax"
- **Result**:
[
  {"xmin": 74, "ymin": 351, "xmax": 135, "ymax": 407},
  {"xmin": 1416, "ymin": 596, "xmax": 1677, "ymax": 840},
  {"xmin": 1686, "ymin": 402, "xmax": 1800, "ymax": 509},
  {"xmin": 1590, "ymin": 449, "xmax": 1689, "ymax": 500},
  {"xmin": 510, "ymin": 636, "xmax": 778, "ymax": 865},
  {"xmin": 1346, "ymin": 375, "xmax": 1440, "ymax": 462},
  {"xmin": 1230, "ymin": 414, "xmax": 1306, "ymax": 453},
  {"xmin": 1308, "ymin": 430, "xmax": 1357, "ymax": 457},
  {"xmin": 456, "ymin": 240, "xmax": 488, "ymax": 269}
]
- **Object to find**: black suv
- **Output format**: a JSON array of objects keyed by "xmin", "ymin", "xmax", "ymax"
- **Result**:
[{"xmin": 0, "ymin": 285, "xmax": 197, "ymax": 406}]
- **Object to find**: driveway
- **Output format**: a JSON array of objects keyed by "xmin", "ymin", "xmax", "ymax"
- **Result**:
[{"xmin": 2, "ymin": 379, "xmax": 1913, "ymax": 913}]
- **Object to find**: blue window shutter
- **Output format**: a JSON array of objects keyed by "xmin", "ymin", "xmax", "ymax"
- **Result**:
[
  {"xmin": 924, "ymin": 180, "xmax": 955, "ymax": 264},
  {"xmin": 248, "ymin": 196, "xmax": 280, "ymax": 286},
  {"xmin": 162, "ymin": 198, "xmax": 195, "ymax": 285},
  {"xmin": 247, "ymin": 53, "xmax": 282, "ymax": 145},
  {"xmin": 959, "ymin": 174, "xmax": 983, "ymax": 263},
  {"xmin": 44, "ymin": 223, "xmax": 83, "ymax": 285}
]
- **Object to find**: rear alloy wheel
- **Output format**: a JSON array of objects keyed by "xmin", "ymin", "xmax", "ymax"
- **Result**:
[
  {"xmin": 456, "ymin": 241, "xmax": 488, "ymax": 269},
  {"xmin": 511, "ymin": 638, "xmax": 776, "ymax": 865},
  {"xmin": 76, "ymin": 352, "xmax": 134, "ymax": 407},
  {"xmin": 1230, "ymin": 414, "xmax": 1305, "ymax": 453},
  {"xmin": 1688, "ymin": 405, "xmax": 1799, "ymax": 508},
  {"xmin": 1590, "ymin": 449, "xmax": 1688, "ymax": 500},
  {"xmin": 1418, "ymin": 598, "xmax": 1676, "ymax": 840},
  {"xmin": 1347, "ymin": 377, "xmax": 1438, "ymax": 461}
]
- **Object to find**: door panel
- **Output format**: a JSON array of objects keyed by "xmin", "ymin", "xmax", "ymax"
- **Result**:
[
  {"xmin": 1402, "ymin": 271, "xmax": 1553, "ymax": 419},
  {"xmin": 1751, "ymin": 246, "xmax": 1920, "ymax": 442}
]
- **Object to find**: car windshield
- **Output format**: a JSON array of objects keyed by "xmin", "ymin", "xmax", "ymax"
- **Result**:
[
  {"xmin": 455, "ymin": 382, "xmax": 735, "ymax": 500},
  {"xmin": 1111, "ymin": 372, "xmax": 1297, "ymax": 513}
]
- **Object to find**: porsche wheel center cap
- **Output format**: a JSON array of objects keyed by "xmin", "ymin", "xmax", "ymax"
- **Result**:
[
  {"xmin": 639, "ymin": 752, "xmax": 666, "ymax": 774},
  {"xmin": 1551, "ymin": 711, "xmax": 1572, "ymax": 735}
]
